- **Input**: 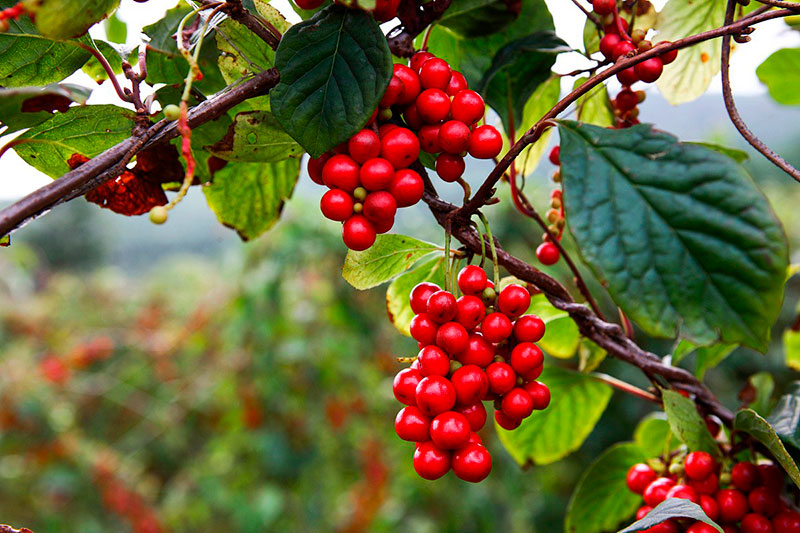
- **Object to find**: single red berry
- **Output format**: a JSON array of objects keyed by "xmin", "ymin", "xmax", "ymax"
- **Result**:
[
  {"xmin": 685, "ymin": 451, "xmax": 716, "ymax": 481},
  {"xmin": 604, "ymin": 17, "xmax": 628, "ymax": 35},
  {"xmin": 409, "ymin": 313, "xmax": 438, "ymax": 345},
  {"xmin": 468, "ymin": 125, "xmax": 503, "ymax": 159},
  {"xmin": 643, "ymin": 477, "xmax": 676, "ymax": 507},
  {"xmin": 658, "ymin": 42, "xmax": 678, "ymax": 64},
  {"xmin": 403, "ymin": 102, "xmax": 423, "ymax": 129},
  {"xmin": 700, "ymin": 494, "xmax": 720, "ymax": 522},
  {"xmin": 371, "ymin": 0, "xmax": 400, "ymax": 21},
  {"xmin": 379, "ymin": 123, "xmax": 399, "ymax": 137},
  {"xmin": 380, "ymin": 75, "xmax": 404, "ymax": 107},
  {"xmin": 501, "ymin": 387, "xmax": 534, "ymax": 420},
  {"xmin": 419, "ymin": 58, "xmax": 452, "ymax": 90},
  {"xmin": 363, "ymin": 191, "xmax": 397, "ymax": 225},
  {"xmin": 458, "ymin": 333, "xmax": 495, "ymax": 367},
  {"xmin": 451, "ymin": 364, "xmax": 489, "ymax": 405},
  {"xmin": 294, "ymin": 0, "xmax": 324, "ymax": 9},
  {"xmin": 494, "ymin": 409, "xmax": 522, "ymax": 430},
  {"xmin": 438, "ymin": 120, "xmax": 471, "ymax": 154},
  {"xmin": 416, "ymin": 88, "xmax": 451, "ymax": 124},
  {"xmin": 456, "ymin": 295, "xmax": 486, "ymax": 331},
  {"xmin": 513, "ymin": 315, "xmax": 546, "ymax": 343},
  {"xmin": 759, "ymin": 464, "xmax": 784, "ymax": 493},
  {"xmin": 427, "ymin": 290, "xmax": 458, "ymax": 323},
  {"xmin": 417, "ymin": 345, "xmax": 451, "ymax": 377},
  {"xmin": 393, "ymin": 64, "xmax": 421, "ymax": 105},
  {"xmin": 741, "ymin": 513, "xmax": 774, "ymax": 533},
  {"xmin": 519, "ymin": 363, "xmax": 543, "ymax": 381},
  {"xmin": 430, "ymin": 411, "xmax": 471, "ymax": 449},
  {"xmin": 509, "ymin": 342, "xmax": 543, "ymax": 376},
  {"xmin": 626, "ymin": 463, "xmax": 658, "ymax": 494},
  {"xmin": 393, "ymin": 367, "xmax": 423, "ymax": 405},
  {"xmin": 410, "ymin": 50, "xmax": 435, "ymax": 73},
  {"xmin": 481, "ymin": 312, "xmax": 513, "ymax": 343},
  {"xmin": 646, "ymin": 521, "xmax": 679, "ymax": 533},
  {"xmin": 524, "ymin": 381, "xmax": 551, "ymax": 409},
  {"xmin": 40, "ymin": 356, "xmax": 69, "ymax": 384},
  {"xmin": 389, "ymin": 168, "xmax": 424, "ymax": 207},
  {"xmin": 773, "ymin": 510, "xmax": 800, "ymax": 533},
  {"xmin": 372, "ymin": 215, "xmax": 394, "ymax": 234},
  {"xmin": 665, "ymin": 484, "xmax": 699, "ymax": 504},
  {"xmin": 687, "ymin": 523, "xmax": 718, "ymax": 533},
  {"xmin": 613, "ymin": 40, "xmax": 636, "ymax": 61},
  {"xmin": 342, "ymin": 215, "xmax": 376, "ymax": 251},
  {"xmin": 600, "ymin": 33, "xmax": 622, "ymax": 60},
  {"xmin": 749, "ymin": 487, "xmax": 781, "ymax": 517},
  {"xmin": 635, "ymin": 57, "xmax": 664, "ymax": 83},
  {"xmin": 415, "ymin": 375, "xmax": 457, "ymax": 416},
  {"xmin": 617, "ymin": 66, "xmax": 639, "ymax": 86},
  {"xmin": 413, "ymin": 441, "xmax": 451, "ymax": 480},
  {"xmin": 497, "ymin": 284, "xmax": 531, "ymax": 318},
  {"xmin": 452, "ymin": 442, "xmax": 492, "ymax": 483},
  {"xmin": 717, "ymin": 488, "xmax": 749, "ymax": 524},
  {"xmin": 455, "ymin": 402, "xmax": 487, "ymax": 431},
  {"xmin": 536, "ymin": 242, "xmax": 560, "ymax": 265},
  {"xmin": 320, "ymin": 189, "xmax": 354, "ymax": 221},
  {"xmin": 636, "ymin": 506, "xmax": 653, "ymax": 520},
  {"xmin": 451, "ymin": 90, "xmax": 485, "ymax": 124},
  {"xmin": 348, "ymin": 130, "xmax": 381, "ymax": 163},
  {"xmin": 457, "ymin": 265, "xmax": 488, "ymax": 295},
  {"xmin": 395, "ymin": 406, "xmax": 431, "ymax": 441},
  {"xmin": 592, "ymin": 0, "xmax": 615, "ymax": 15},
  {"xmin": 732, "ymin": 462, "xmax": 762, "ymax": 492},
  {"xmin": 548, "ymin": 145, "xmax": 560, "ymax": 166},
  {"xmin": 446, "ymin": 71, "xmax": 469, "ymax": 96},
  {"xmin": 418, "ymin": 124, "xmax": 442, "ymax": 153},
  {"xmin": 436, "ymin": 322, "xmax": 469, "ymax": 355},
  {"xmin": 322, "ymin": 154, "xmax": 360, "ymax": 192},
  {"xmin": 381, "ymin": 127, "xmax": 420, "ymax": 169},
  {"xmin": 615, "ymin": 88, "xmax": 639, "ymax": 112},
  {"xmin": 435, "ymin": 153, "xmax": 466, "ymax": 182},
  {"xmin": 691, "ymin": 472, "xmax": 719, "ymax": 495},
  {"xmin": 485, "ymin": 362, "xmax": 516, "ymax": 395},
  {"xmin": 307, "ymin": 153, "xmax": 331, "ymax": 185},
  {"xmin": 410, "ymin": 282, "xmax": 441, "ymax": 314}
]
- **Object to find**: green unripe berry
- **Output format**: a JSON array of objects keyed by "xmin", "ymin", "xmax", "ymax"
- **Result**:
[
  {"xmin": 353, "ymin": 202, "xmax": 363, "ymax": 213},
  {"xmin": 669, "ymin": 462, "xmax": 684, "ymax": 475},
  {"xmin": 353, "ymin": 187, "xmax": 368, "ymax": 201},
  {"xmin": 481, "ymin": 287, "xmax": 497, "ymax": 302},
  {"xmin": 149, "ymin": 205, "xmax": 168, "ymax": 224},
  {"xmin": 449, "ymin": 360, "xmax": 462, "ymax": 375},
  {"xmin": 163, "ymin": 104, "xmax": 181, "ymax": 121},
  {"xmin": 378, "ymin": 107, "xmax": 393, "ymax": 121}
]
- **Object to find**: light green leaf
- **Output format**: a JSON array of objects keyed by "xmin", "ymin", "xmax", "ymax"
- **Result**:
[
  {"xmin": 574, "ymin": 76, "xmax": 615, "ymax": 128},
  {"xmin": 253, "ymin": 1, "xmax": 292, "ymax": 33},
  {"xmin": 735, "ymin": 408, "xmax": 800, "ymax": 488},
  {"xmin": 785, "ymin": 328, "xmax": 800, "ymax": 370},
  {"xmin": 672, "ymin": 339, "xmax": 697, "ymax": 365},
  {"xmin": 21, "ymin": 0, "xmax": 119, "ymax": 39},
  {"xmin": 579, "ymin": 340, "xmax": 606, "ymax": 373},
  {"xmin": 104, "ymin": 11, "xmax": 127, "ymax": 44},
  {"xmin": 528, "ymin": 293, "xmax": 580, "ymax": 359},
  {"xmin": 0, "ymin": 83, "xmax": 91, "ymax": 134},
  {"xmin": 386, "ymin": 257, "xmax": 447, "ymax": 336},
  {"xmin": 216, "ymin": 18, "xmax": 275, "ymax": 86},
  {"xmin": 634, "ymin": 413, "xmax": 673, "ymax": 458},
  {"xmin": 618, "ymin": 499, "xmax": 721, "ymax": 532},
  {"xmin": 695, "ymin": 344, "xmax": 737, "ymax": 380},
  {"xmin": 757, "ymin": 48, "xmax": 800, "ymax": 106},
  {"xmin": 662, "ymin": 389, "xmax": 721, "ymax": 458},
  {"xmin": 207, "ymin": 111, "xmax": 302, "ymax": 162},
  {"xmin": 342, "ymin": 235, "xmax": 439, "ymax": 290}
]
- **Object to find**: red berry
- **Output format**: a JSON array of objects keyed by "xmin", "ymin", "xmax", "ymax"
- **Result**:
[
  {"xmin": 455, "ymin": 402, "xmax": 487, "ymax": 431},
  {"xmin": 438, "ymin": 120, "xmax": 471, "ymax": 154},
  {"xmin": 509, "ymin": 342, "xmax": 543, "ymax": 376},
  {"xmin": 645, "ymin": 520, "xmax": 679, "ymax": 533},
  {"xmin": 456, "ymin": 295, "xmax": 486, "ymax": 331},
  {"xmin": 700, "ymin": 494, "xmax": 720, "ymax": 522},
  {"xmin": 418, "ymin": 124, "xmax": 442, "ymax": 153},
  {"xmin": 436, "ymin": 322, "xmax": 469, "ymax": 355},
  {"xmin": 691, "ymin": 472, "xmax": 719, "ymax": 495},
  {"xmin": 717, "ymin": 488, "xmax": 749, "ymax": 524},
  {"xmin": 513, "ymin": 315, "xmax": 546, "ymax": 343},
  {"xmin": 749, "ymin": 487, "xmax": 781, "ymax": 517},
  {"xmin": 615, "ymin": 88, "xmax": 639, "ymax": 112},
  {"xmin": 381, "ymin": 127, "xmax": 420, "ymax": 169},
  {"xmin": 494, "ymin": 409, "xmax": 522, "ymax": 430},
  {"xmin": 348, "ymin": 129, "xmax": 381, "ymax": 163},
  {"xmin": 403, "ymin": 102, "xmax": 423, "ymax": 129},
  {"xmin": 393, "ymin": 64, "xmax": 421, "ymax": 105},
  {"xmin": 627, "ymin": 464, "xmax": 658, "ymax": 494},
  {"xmin": 40, "ymin": 356, "xmax": 69, "ymax": 384},
  {"xmin": 372, "ymin": 215, "xmax": 394, "ymax": 234},
  {"xmin": 393, "ymin": 367, "xmax": 422, "ymax": 405},
  {"xmin": 687, "ymin": 523, "xmax": 718, "ymax": 533},
  {"xmin": 416, "ymin": 88, "xmax": 451, "ymax": 124},
  {"xmin": 409, "ymin": 313, "xmax": 438, "ymax": 345},
  {"xmin": 446, "ymin": 72, "xmax": 468, "ymax": 96},
  {"xmin": 389, "ymin": 168, "xmax": 424, "ymax": 207},
  {"xmin": 427, "ymin": 290, "xmax": 458, "ymax": 323},
  {"xmin": 741, "ymin": 513, "xmax": 774, "ymax": 533},
  {"xmin": 457, "ymin": 265, "xmax": 488, "ymax": 295},
  {"xmin": 643, "ymin": 477, "xmax": 676, "ymax": 507},
  {"xmin": 658, "ymin": 42, "xmax": 678, "ymax": 64},
  {"xmin": 413, "ymin": 441, "xmax": 451, "ymax": 479},
  {"xmin": 410, "ymin": 51, "xmax": 435, "ymax": 73},
  {"xmin": 468, "ymin": 125, "xmax": 503, "ymax": 159},
  {"xmin": 617, "ymin": 67, "xmax": 639, "ymax": 86},
  {"xmin": 635, "ymin": 57, "xmax": 664, "ymax": 83},
  {"xmin": 592, "ymin": 0, "xmax": 615, "ymax": 15},
  {"xmin": 613, "ymin": 40, "xmax": 636, "ymax": 61},
  {"xmin": 371, "ymin": 0, "xmax": 400, "ymax": 21},
  {"xmin": 308, "ymin": 153, "xmax": 331, "ymax": 185},
  {"xmin": 379, "ymin": 123, "xmax": 399, "ymax": 137},
  {"xmin": 395, "ymin": 406, "xmax": 431, "ymax": 441},
  {"xmin": 665, "ymin": 484, "xmax": 699, "ymax": 504},
  {"xmin": 523, "ymin": 381, "xmax": 550, "ymax": 409},
  {"xmin": 452, "ymin": 442, "xmax": 492, "ymax": 482},
  {"xmin": 359, "ymin": 158, "xmax": 395, "ymax": 191},
  {"xmin": 363, "ymin": 191, "xmax": 397, "ymax": 225},
  {"xmin": 536, "ymin": 242, "xmax": 560, "ymax": 265},
  {"xmin": 600, "ymin": 33, "xmax": 622, "ymax": 60},
  {"xmin": 501, "ymin": 387, "xmax": 534, "ymax": 419},
  {"xmin": 417, "ymin": 345, "xmax": 451, "ymax": 377},
  {"xmin": 773, "ymin": 510, "xmax": 800, "ymax": 533},
  {"xmin": 320, "ymin": 189, "xmax": 353, "ymax": 221},
  {"xmin": 410, "ymin": 282, "xmax": 441, "ymax": 314},
  {"xmin": 294, "ymin": 0, "xmax": 324, "ymax": 9},
  {"xmin": 497, "ymin": 284, "xmax": 531, "ymax": 318},
  {"xmin": 548, "ymin": 146, "xmax": 560, "ymax": 166},
  {"xmin": 481, "ymin": 312, "xmax": 513, "ymax": 343},
  {"xmin": 342, "ymin": 215, "xmax": 376, "ymax": 251},
  {"xmin": 458, "ymin": 333, "xmax": 495, "ymax": 367},
  {"xmin": 637, "ymin": 506, "xmax": 653, "ymax": 520},
  {"xmin": 380, "ymin": 75, "xmax": 404, "ymax": 107},
  {"xmin": 759, "ymin": 464, "xmax": 784, "ymax": 493},
  {"xmin": 322, "ymin": 154, "xmax": 360, "ymax": 192},
  {"xmin": 436, "ymin": 153, "xmax": 465, "ymax": 182},
  {"xmin": 451, "ymin": 90, "xmax": 485, "ymax": 124},
  {"xmin": 685, "ymin": 451, "xmax": 716, "ymax": 481},
  {"xmin": 486, "ymin": 362, "xmax": 516, "ymax": 395},
  {"xmin": 430, "ymin": 411, "xmax": 471, "ymax": 449},
  {"xmin": 604, "ymin": 18, "xmax": 629, "ymax": 35},
  {"xmin": 419, "ymin": 58, "xmax": 452, "ymax": 90},
  {"xmin": 415, "ymin": 375, "xmax": 457, "ymax": 416},
  {"xmin": 451, "ymin": 364, "xmax": 488, "ymax": 405},
  {"xmin": 732, "ymin": 462, "xmax": 762, "ymax": 492}
]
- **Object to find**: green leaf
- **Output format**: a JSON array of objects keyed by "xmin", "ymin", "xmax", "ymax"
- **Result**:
[
  {"xmin": 785, "ymin": 328, "xmax": 800, "ymax": 371},
  {"xmin": 756, "ymin": 48, "xmax": 800, "ymax": 106},
  {"xmin": 177, "ymin": 113, "xmax": 232, "ymax": 182},
  {"xmin": 672, "ymin": 339, "xmax": 697, "ymax": 365},
  {"xmin": 216, "ymin": 18, "xmax": 276, "ymax": 86},
  {"xmin": 342, "ymin": 235, "xmax": 439, "ymax": 290},
  {"xmin": 618, "ymin": 499, "xmax": 721, "ymax": 533},
  {"xmin": 747, "ymin": 372, "xmax": 775, "ymax": 416},
  {"xmin": 574, "ymin": 76, "xmax": 615, "ymax": 128},
  {"xmin": 528, "ymin": 293, "xmax": 581, "ymax": 359},
  {"xmin": 386, "ymin": 257, "xmax": 447, "ymax": 336},
  {"xmin": 0, "ymin": 83, "xmax": 91, "ymax": 134},
  {"xmin": 695, "ymin": 344, "xmax": 737, "ymax": 380},
  {"xmin": 253, "ymin": 1, "xmax": 292, "ymax": 33},
  {"xmin": 477, "ymin": 31, "xmax": 568, "ymax": 133},
  {"xmin": 579, "ymin": 339, "xmax": 606, "ymax": 373},
  {"xmin": 203, "ymin": 159, "xmax": 300, "ymax": 241},
  {"xmin": 653, "ymin": 0, "xmax": 726, "ymax": 105},
  {"xmin": 634, "ymin": 413, "xmax": 673, "ymax": 458},
  {"xmin": 735, "ymin": 408, "xmax": 800, "ymax": 488},
  {"xmin": 270, "ymin": 5, "xmax": 392, "ymax": 158},
  {"xmin": 207, "ymin": 111, "xmax": 302, "ymax": 162},
  {"xmin": 13, "ymin": 104, "xmax": 135, "ymax": 178},
  {"xmin": 662, "ymin": 389, "xmax": 721, "ymax": 458},
  {"xmin": 686, "ymin": 142, "xmax": 749, "ymax": 163},
  {"xmin": 437, "ymin": 0, "xmax": 519, "ymax": 38},
  {"xmin": 558, "ymin": 121, "xmax": 789, "ymax": 352},
  {"xmin": 0, "ymin": 235, "xmax": 9, "ymax": 246},
  {"xmin": 104, "ymin": 11, "xmax": 127, "ymax": 44},
  {"xmin": 768, "ymin": 383, "xmax": 800, "ymax": 451},
  {"xmin": 21, "ymin": 0, "xmax": 119, "ymax": 39},
  {"xmin": 565, "ymin": 443, "xmax": 648, "ymax": 533},
  {"xmin": 496, "ymin": 366, "xmax": 612, "ymax": 465}
]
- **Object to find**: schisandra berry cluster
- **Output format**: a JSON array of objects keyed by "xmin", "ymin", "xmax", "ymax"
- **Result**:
[
  {"xmin": 625, "ymin": 452, "xmax": 800, "ymax": 532},
  {"xmin": 393, "ymin": 265, "xmax": 551, "ymax": 482}
]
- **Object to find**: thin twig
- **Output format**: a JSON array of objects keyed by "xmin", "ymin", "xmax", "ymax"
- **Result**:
[
  {"xmin": 593, "ymin": 372, "xmax": 661, "ymax": 403},
  {"xmin": 570, "ymin": 0, "xmax": 603, "ymax": 30},
  {"xmin": 74, "ymin": 42, "xmax": 132, "ymax": 104}
]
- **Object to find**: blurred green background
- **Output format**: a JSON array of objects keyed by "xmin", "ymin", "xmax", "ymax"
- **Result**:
[{"xmin": 1, "ymin": 94, "xmax": 800, "ymax": 533}]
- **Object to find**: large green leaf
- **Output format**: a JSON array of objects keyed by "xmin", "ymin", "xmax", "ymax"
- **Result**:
[
  {"xmin": 672, "ymin": 340, "xmax": 738, "ymax": 379},
  {"xmin": 735, "ymin": 408, "xmax": 800, "ymax": 488},
  {"xmin": 342, "ymin": 235, "xmax": 439, "ymax": 290},
  {"xmin": 574, "ymin": 76, "xmax": 614, "ymax": 128},
  {"xmin": 634, "ymin": 413, "xmax": 673, "ymax": 458},
  {"xmin": 270, "ymin": 5, "xmax": 392, "ymax": 158},
  {"xmin": 579, "ymin": 339, "xmax": 607, "ymax": 373},
  {"xmin": 203, "ymin": 159, "xmax": 301, "ymax": 241},
  {"xmin": 386, "ymin": 257, "xmax": 447, "ymax": 336},
  {"xmin": 653, "ymin": 0, "xmax": 726, "ymax": 104},
  {"xmin": 207, "ymin": 111, "xmax": 302, "ymax": 162},
  {"xmin": 558, "ymin": 121, "xmax": 788, "ymax": 352},
  {"xmin": 768, "ymin": 383, "xmax": 800, "ymax": 452},
  {"xmin": 13, "ymin": 104, "xmax": 135, "ymax": 178},
  {"xmin": 0, "ymin": 83, "xmax": 91, "ymax": 134},
  {"xmin": 215, "ymin": 17, "xmax": 278, "ymax": 85},
  {"xmin": 528, "ymin": 293, "xmax": 580, "ymax": 359},
  {"xmin": 496, "ymin": 366, "xmax": 612, "ymax": 465},
  {"xmin": 565, "ymin": 443, "xmax": 648, "ymax": 533},
  {"xmin": 618, "ymin": 499, "xmax": 721, "ymax": 533},
  {"xmin": 662, "ymin": 389, "xmax": 721, "ymax": 458},
  {"xmin": 785, "ymin": 328, "xmax": 800, "ymax": 370},
  {"xmin": 756, "ymin": 48, "xmax": 800, "ymax": 106},
  {"xmin": 21, "ymin": 0, "xmax": 119, "ymax": 39},
  {"xmin": 437, "ymin": 0, "xmax": 519, "ymax": 38}
]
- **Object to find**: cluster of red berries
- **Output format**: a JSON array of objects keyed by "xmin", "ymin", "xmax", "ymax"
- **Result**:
[
  {"xmin": 393, "ymin": 265, "xmax": 550, "ymax": 482},
  {"xmin": 94, "ymin": 462, "xmax": 164, "ymax": 533},
  {"xmin": 533, "ymin": 146, "xmax": 566, "ymax": 266},
  {"xmin": 626, "ymin": 452, "xmax": 800, "ymax": 532},
  {"xmin": 294, "ymin": 0, "xmax": 400, "ymax": 22}
]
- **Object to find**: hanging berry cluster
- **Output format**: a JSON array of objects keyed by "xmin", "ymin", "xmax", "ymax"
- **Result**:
[
  {"xmin": 625, "ymin": 451, "xmax": 800, "ymax": 532},
  {"xmin": 393, "ymin": 265, "xmax": 551, "ymax": 482},
  {"xmin": 533, "ymin": 146, "xmax": 566, "ymax": 267}
]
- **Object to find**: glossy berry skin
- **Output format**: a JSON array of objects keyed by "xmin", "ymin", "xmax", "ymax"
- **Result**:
[
  {"xmin": 643, "ymin": 477, "xmax": 676, "ymax": 507},
  {"xmin": 439, "ymin": 120, "xmax": 472, "ymax": 154},
  {"xmin": 419, "ymin": 58, "xmax": 452, "ymax": 90},
  {"xmin": 549, "ymin": 146, "xmax": 560, "ymax": 166},
  {"xmin": 417, "ymin": 88, "xmax": 451, "ymax": 124},
  {"xmin": 427, "ymin": 290, "xmax": 458, "ymax": 324},
  {"xmin": 436, "ymin": 322, "xmax": 469, "ymax": 355},
  {"xmin": 395, "ymin": 406, "xmax": 431, "ymax": 442},
  {"xmin": 363, "ymin": 191, "xmax": 397, "ymax": 225},
  {"xmin": 307, "ymin": 153, "xmax": 330, "ymax": 185},
  {"xmin": 393, "ymin": 367, "xmax": 422, "ymax": 405},
  {"xmin": 360, "ymin": 158, "xmax": 395, "ymax": 191},
  {"xmin": 627, "ymin": 463, "xmax": 658, "ymax": 494},
  {"xmin": 409, "ymin": 313, "xmax": 438, "ymax": 345},
  {"xmin": 666, "ymin": 484, "xmax": 699, "ymax": 504},
  {"xmin": 687, "ymin": 524, "xmax": 718, "ymax": 533},
  {"xmin": 482, "ymin": 312, "xmax": 513, "ymax": 343},
  {"xmin": 295, "ymin": 0, "xmax": 324, "ymax": 9},
  {"xmin": 717, "ymin": 488, "xmax": 749, "ymax": 524},
  {"xmin": 501, "ymin": 388, "xmax": 534, "ymax": 420},
  {"xmin": 759, "ymin": 464, "xmax": 784, "ymax": 493},
  {"xmin": 613, "ymin": 40, "xmax": 636, "ymax": 61},
  {"xmin": 498, "ymin": 284, "xmax": 531, "ymax": 318},
  {"xmin": 494, "ymin": 409, "xmax": 522, "ymax": 430},
  {"xmin": 644, "ymin": 520, "xmax": 679, "ymax": 533},
  {"xmin": 381, "ymin": 127, "xmax": 421, "ymax": 169},
  {"xmin": 615, "ymin": 88, "xmax": 639, "ymax": 112},
  {"xmin": 342, "ymin": 216, "xmax": 376, "ymax": 251},
  {"xmin": 524, "ymin": 380, "xmax": 551, "ymax": 409},
  {"xmin": 458, "ymin": 265, "xmax": 488, "ymax": 295},
  {"xmin": 510, "ymin": 342, "xmax": 544, "ymax": 376},
  {"xmin": 393, "ymin": 64, "xmax": 421, "ymax": 105},
  {"xmin": 415, "ymin": 376, "xmax": 457, "ymax": 416},
  {"xmin": 450, "ymin": 365, "xmax": 488, "ymax": 405},
  {"xmin": 635, "ymin": 57, "xmax": 664, "ymax": 83},
  {"xmin": 348, "ymin": 130, "xmax": 381, "ymax": 163},
  {"xmin": 380, "ymin": 76, "xmax": 404, "ymax": 107},
  {"xmin": 486, "ymin": 362, "xmax": 516, "ymax": 395},
  {"xmin": 320, "ymin": 189, "xmax": 353, "ymax": 221},
  {"xmin": 636, "ymin": 506, "xmax": 653, "ymax": 520},
  {"xmin": 659, "ymin": 43, "xmax": 678, "ymax": 65},
  {"xmin": 732, "ymin": 462, "xmax": 762, "ymax": 492},
  {"xmin": 459, "ymin": 333, "xmax": 495, "ymax": 367},
  {"xmin": 468, "ymin": 125, "xmax": 503, "ymax": 159},
  {"xmin": 446, "ymin": 71, "xmax": 469, "ymax": 96},
  {"xmin": 600, "ymin": 33, "xmax": 622, "ymax": 59},
  {"xmin": 617, "ymin": 66, "xmax": 639, "ymax": 86},
  {"xmin": 455, "ymin": 402, "xmax": 487, "ymax": 431},
  {"xmin": 435, "ymin": 153, "xmax": 466, "ymax": 182},
  {"xmin": 403, "ymin": 102, "xmax": 423, "ymax": 130},
  {"xmin": 536, "ymin": 242, "xmax": 560, "ymax": 265},
  {"xmin": 451, "ymin": 90, "xmax": 485, "ymax": 124},
  {"xmin": 513, "ymin": 315, "xmax": 546, "ymax": 343},
  {"xmin": 417, "ymin": 346, "xmax": 451, "ymax": 377},
  {"xmin": 592, "ymin": 0, "xmax": 615, "ymax": 15},
  {"xmin": 372, "ymin": 216, "xmax": 395, "ymax": 235},
  {"xmin": 410, "ymin": 51, "xmax": 434, "ymax": 73},
  {"xmin": 413, "ymin": 441, "xmax": 451, "ymax": 480},
  {"xmin": 410, "ymin": 282, "xmax": 441, "ymax": 314},
  {"xmin": 691, "ymin": 472, "xmax": 719, "ymax": 495},
  {"xmin": 322, "ymin": 154, "xmax": 360, "ymax": 192},
  {"xmin": 418, "ymin": 124, "xmax": 442, "ymax": 153},
  {"xmin": 430, "ymin": 411, "xmax": 471, "ymax": 449},
  {"xmin": 456, "ymin": 295, "xmax": 486, "ymax": 331},
  {"xmin": 748, "ymin": 487, "xmax": 781, "ymax": 517},
  {"xmin": 452, "ymin": 443, "xmax": 492, "ymax": 483},
  {"xmin": 773, "ymin": 510, "xmax": 800, "ymax": 533},
  {"xmin": 389, "ymin": 168, "xmax": 424, "ymax": 207},
  {"xmin": 700, "ymin": 494, "xmax": 720, "ymax": 522},
  {"xmin": 685, "ymin": 451, "xmax": 716, "ymax": 481},
  {"xmin": 741, "ymin": 513, "xmax": 774, "ymax": 533}
]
